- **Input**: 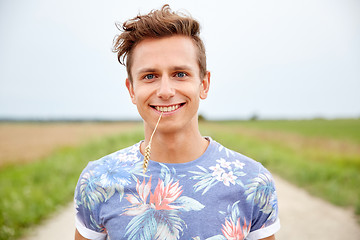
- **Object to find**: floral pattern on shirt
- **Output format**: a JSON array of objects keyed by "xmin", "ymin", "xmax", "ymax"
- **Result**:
[
  {"xmin": 245, "ymin": 172, "xmax": 278, "ymax": 222},
  {"xmin": 122, "ymin": 172, "xmax": 204, "ymax": 240},
  {"xmin": 74, "ymin": 140, "xmax": 279, "ymax": 239},
  {"xmin": 189, "ymin": 158, "xmax": 246, "ymax": 194}
]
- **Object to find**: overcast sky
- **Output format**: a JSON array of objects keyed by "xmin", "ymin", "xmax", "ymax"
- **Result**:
[{"xmin": 0, "ymin": 0, "xmax": 359, "ymax": 120}]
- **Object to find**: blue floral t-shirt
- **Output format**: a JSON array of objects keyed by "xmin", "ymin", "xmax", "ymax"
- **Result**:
[{"xmin": 74, "ymin": 138, "xmax": 280, "ymax": 240}]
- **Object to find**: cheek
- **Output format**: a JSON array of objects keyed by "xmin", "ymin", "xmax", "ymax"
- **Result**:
[
  {"xmin": 181, "ymin": 81, "xmax": 201, "ymax": 94},
  {"xmin": 133, "ymin": 87, "xmax": 152, "ymax": 105},
  {"xmin": 192, "ymin": 85, "xmax": 203, "ymax": 99}
]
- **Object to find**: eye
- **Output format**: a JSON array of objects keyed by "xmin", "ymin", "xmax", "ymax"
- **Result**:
[
  {"xmin": 175, "ymin": 72, "xmax": 187, "ymax": 78},
  {"xmin": 144, "ymin": 74, "xmax": 155, "ymax": 80}
]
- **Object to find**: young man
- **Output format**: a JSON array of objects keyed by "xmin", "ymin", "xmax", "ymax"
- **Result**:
[{"xmin": 74, "ymin": 5, "xmax": 280, "ymax": 240}]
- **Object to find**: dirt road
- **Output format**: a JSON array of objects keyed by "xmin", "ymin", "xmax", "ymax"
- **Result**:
[{"xmin": 21, "ymin": 175, "xmax": 360, "ymax": 240}]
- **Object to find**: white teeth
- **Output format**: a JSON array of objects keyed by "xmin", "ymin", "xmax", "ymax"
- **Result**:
[{"xmin": 155, "ymin": 104, "xmax": 181, "ymax": 112}]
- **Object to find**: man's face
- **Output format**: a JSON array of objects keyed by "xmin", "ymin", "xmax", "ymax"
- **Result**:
[{"xmin": 126, "ymin": 35, "xmax": 210, "ymax": 133}]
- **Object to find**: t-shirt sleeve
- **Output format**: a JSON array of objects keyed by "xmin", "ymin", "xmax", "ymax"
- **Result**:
[
  {"xmin": 246, "ymin": 165, "xmax": 280, "ymax": 240},
  {"xmin": 74, "ymin": 162, "xmax": 107, "ymax": 240}
]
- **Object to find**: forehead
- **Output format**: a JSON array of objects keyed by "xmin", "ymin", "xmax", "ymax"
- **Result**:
[{"xmin": 131, "ymin": 36, "xmax": 199, "ymax": 74}]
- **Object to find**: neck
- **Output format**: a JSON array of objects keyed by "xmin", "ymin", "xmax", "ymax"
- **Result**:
[{"xmin": 141, "ymin": 120, "xmax": 209, "ymax": 164}]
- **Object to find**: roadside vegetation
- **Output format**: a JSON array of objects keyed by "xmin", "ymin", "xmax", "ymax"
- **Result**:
[
  {"xmin": 0, "ymin": 119, "xmax": 359, "ymax": 239},
  {"xmin": 0, "ymin": 128, "xmax": 144, "ymax": 240},
  {"xmin": 222, "ymin": 118, "xmax": 360, "ymax": 143}
]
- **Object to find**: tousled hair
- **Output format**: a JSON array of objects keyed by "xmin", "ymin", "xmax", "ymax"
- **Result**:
[{"xmin": 112, "ymin": 4, "xmax": 206, "ymax": 84}]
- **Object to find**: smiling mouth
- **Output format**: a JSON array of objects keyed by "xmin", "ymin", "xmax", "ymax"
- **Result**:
[{"xmin": 150, "ymin": 103, "xmax": 185, "ymax": 113}]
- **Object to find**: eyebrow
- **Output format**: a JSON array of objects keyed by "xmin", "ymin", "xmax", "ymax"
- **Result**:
[
  {"xmin": 170, "ymin": 65, "xmax": 193, "ymax": 71},
  {"xmin": 136, "ymin": 65, "xmax": 194, "ymax": 75},
  {"xmin": 136, "ymin": 68, "xmax": 157, "ymax": 75}
]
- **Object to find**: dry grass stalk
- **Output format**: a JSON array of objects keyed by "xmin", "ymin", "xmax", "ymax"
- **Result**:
[{"xmin": 143, "ymin": 112, "xmax": 163, "ymax": 173}]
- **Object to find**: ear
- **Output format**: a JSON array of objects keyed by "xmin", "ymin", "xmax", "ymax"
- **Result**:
[
  {"xmin": 125, "ymin": 78, "xmax": 136, "ymax": 104},
  {"xmin": 200, "ymin": 71, "xmax": 210, "ymax": 100}
]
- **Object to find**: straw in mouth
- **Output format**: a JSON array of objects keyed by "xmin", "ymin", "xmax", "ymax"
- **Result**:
[{"xmin": 143, "ymin": 111, "xmax": 163, "ymax": 173}]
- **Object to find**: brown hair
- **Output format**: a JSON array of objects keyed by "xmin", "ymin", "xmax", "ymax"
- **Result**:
[{"xmin": 112, "ymin": 4, "xmax": 206, "ymax": 84}]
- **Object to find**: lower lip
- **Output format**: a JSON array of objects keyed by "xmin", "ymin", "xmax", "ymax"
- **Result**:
[{"xmin": 152, "ymin": 104, "xmax": 185, "ymax": 115}]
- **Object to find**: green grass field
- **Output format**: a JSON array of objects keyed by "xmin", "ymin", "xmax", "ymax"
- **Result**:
[
  {"xmin": 219, "ymin": 118, "xmax": 360, "ymax": 143},
  {"xmin": 0, "ymin": 119, "xmax": 359, "ymax": 239}
]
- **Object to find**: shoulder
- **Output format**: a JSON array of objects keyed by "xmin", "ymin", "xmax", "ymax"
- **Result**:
[
  {"xmin": 76, "ymin": 142, "xmax": 143, "ymax": 192},
  {"xmin": 83, "ymin": 142, "xmax": 141, "ymax": 173},
  {"xmin": 209, "ymin": 138, "xmax": 264, "ymax": 173},
  {"xmin": 208, "ymin": 138, "xmax": 277, "ymax": 195},
  {"xmin": 74, "ymin": 141, "xmax": 144, "ymax": 207}
]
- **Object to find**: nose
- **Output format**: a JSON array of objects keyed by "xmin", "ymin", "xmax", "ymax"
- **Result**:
[{"xmin": 157, "ymin": 76, "xmax": 175, "ymax": 100}]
